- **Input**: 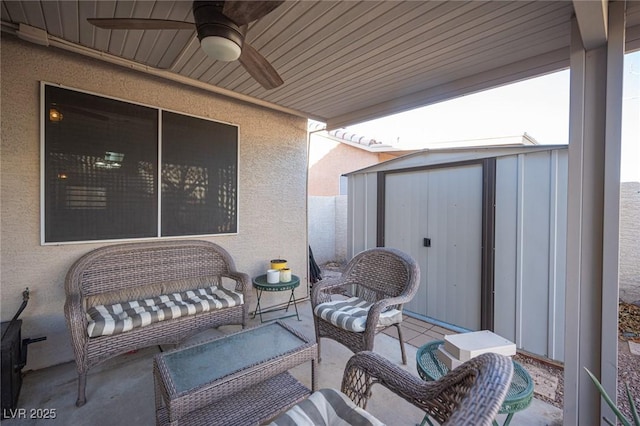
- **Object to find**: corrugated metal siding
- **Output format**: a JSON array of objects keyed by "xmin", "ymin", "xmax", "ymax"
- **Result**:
[
  {"xmin": 384, "ymin": 171, "xmax": 429, "ymax": 317},
  {"xmin": 383, "ymin": 164, "xmax": 483, "ymax": 331},
  {"xmin": 426, "ymin": 165, "xmax": 483, "ymax": 330},
  {"xmin": 346, "ymin": 172, "xmax": 377, "ymax": 258},
  {"xmin": 348, "ymin": 147, "xmax": 568, "ymax": 361},
  {"xmin": 494, "ymin": 155, "xmax": 518, "ymax": 342},
  {"xmin": 550, "ymin": 150, "xmax": 567, "ymax": 361},
  {"xmin": 494, "ymin": 150, "xmax": 567, "ymax": 361}
]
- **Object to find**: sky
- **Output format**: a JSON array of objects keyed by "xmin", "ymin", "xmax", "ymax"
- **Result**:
[{"xmin": 346, "ymin": 51, "xmax": 640, "ymax": 182}]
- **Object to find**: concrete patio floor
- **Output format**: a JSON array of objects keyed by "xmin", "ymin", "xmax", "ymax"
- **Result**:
[{"xmin": 3, "ymin": 300, "xmax": 562, "ymax": 425}]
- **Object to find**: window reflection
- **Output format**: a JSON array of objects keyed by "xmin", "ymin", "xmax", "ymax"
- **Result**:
[{"xmin": 43, "ymin": 85, "xmax": 238, "ymax": 243}]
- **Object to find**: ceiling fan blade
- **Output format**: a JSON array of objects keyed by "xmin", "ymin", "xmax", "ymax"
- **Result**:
[
  {"xmin": 222, "ymin": 1, "xmax": 285, "ymax": 26},
  {"xmin": 238, "ymin": 42, "xmax": 284, "ymax": 90},
  {"xmin": 87, "ymin": 18, "xmax": 194, "ymax": 30}
]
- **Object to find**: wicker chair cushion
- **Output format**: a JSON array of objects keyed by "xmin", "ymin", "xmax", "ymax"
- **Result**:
[
  {"xmin": 313, "ymin": 297, "xmax": 402, "ymax": 332},
  {"xmin": 268, "ymin": 388, "xmax": 384, "ymax": 426},
  {"xmin": 86, "ymin": 286, "xmax": 243, "ymax": 337}
]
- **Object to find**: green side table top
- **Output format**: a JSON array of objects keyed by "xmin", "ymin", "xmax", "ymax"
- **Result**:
[
  {"xmin": 253, "ymin": 274, "xmax": 300, "ymax": 292},
  {"xmin": 416, "ymin": 340, "xmax": 534, "ymax": 421}
]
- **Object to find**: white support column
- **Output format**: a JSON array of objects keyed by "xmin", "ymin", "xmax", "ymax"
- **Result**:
[
  {"xmin": 565, "ymin": 19, "xmax": 605, "ymax": 424},
  {"xmin": 564, "ymin": 2, "xmax": 625, "ymax": 425},
  {"xmin": 601, "ymin": 1, "xmax": 625, "ymax": 422}
]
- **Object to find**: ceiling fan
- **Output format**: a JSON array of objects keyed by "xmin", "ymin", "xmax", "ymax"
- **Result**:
[{"xmin": 87, "ymin": 1, "xmax": 285, "ymax": 90}]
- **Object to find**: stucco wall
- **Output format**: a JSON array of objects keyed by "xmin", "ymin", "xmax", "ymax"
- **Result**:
[
  {"xmin": 1, "ymin": 37, "xmax": 308, "ymax": 370},
  {"xmin": 308, "ymin": 134, "xmax": 380, "ymax": 196}
]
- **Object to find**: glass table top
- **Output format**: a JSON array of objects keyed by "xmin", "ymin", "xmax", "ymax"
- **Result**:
[{"xmin": 163, "ymin": 322, "xmax": 307, "ymax": 394}]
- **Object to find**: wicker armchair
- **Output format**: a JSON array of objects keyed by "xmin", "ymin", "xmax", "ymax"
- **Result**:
[
  {"xmin": 269, "ymin": 351, "xmax": 513, "ymax": 426},
  {"xmin": 311, "ymin": 247, "xmax": 420, "ymax": 364},
  {"xmin": 342, "ymin": 351, "xmax": 514, "ymax": 425}
]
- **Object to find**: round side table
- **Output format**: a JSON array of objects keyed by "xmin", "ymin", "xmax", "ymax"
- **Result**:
[
  {"xmin": 252, "ymin": 274, "xmax": 301, "ymax": 323},
  {"xmin": 416, "ymin": 340, "xmax": 534, "ymax": 426}
]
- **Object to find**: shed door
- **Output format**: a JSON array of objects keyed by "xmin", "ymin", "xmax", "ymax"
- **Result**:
[{"xmin": 384, "ymin": 164, "xmax": 483, "ymax": 331}]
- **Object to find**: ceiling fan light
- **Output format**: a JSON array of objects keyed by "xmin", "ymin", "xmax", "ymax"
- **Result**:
[{"xmin": 200, "ymin": 36, "xmax": 241, "ymax": 62}]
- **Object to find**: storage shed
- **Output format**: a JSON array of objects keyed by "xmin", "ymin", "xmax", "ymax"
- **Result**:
[{"xmin": 346, "ymin": 145, "xmax": 568, "ymax": 362}]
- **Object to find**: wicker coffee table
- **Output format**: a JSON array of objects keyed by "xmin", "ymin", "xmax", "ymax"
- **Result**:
[{"xmin": 153, "ymin": 321, "xmax": 316, "ymax": 425}]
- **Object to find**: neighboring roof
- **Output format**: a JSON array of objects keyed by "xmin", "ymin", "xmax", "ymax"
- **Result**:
[
  {"xmin": 308, "ymin": 121, "xmax": 416, "ymax": 155},
  {"xmin": 344, "ymin": 144, "xmax": 568, "ymax": 176},
  {"xmin": 3, "ymin": 1, "xmax": 639, "ymax": 128},
  {"xmin": 328, "ymin": 129, "xmax": 389, "ymax": 149},
  {"xmin": 311, "ymin": 119, "xmax": 544, "ymax": 157}
]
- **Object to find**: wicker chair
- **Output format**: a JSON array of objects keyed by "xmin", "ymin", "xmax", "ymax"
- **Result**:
[
  {"xmin": 311, "ymin": 247, "xmax": 420, "ymax": 364},
  {"xmin": 269, "ymin": 351, "xmax": 513, "ymax": 426}
]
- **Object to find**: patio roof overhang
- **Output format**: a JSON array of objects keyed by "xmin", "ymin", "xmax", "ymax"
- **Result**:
[
  {"xmin": 2, "ymin": 1, "xmax": 639, "ymax": 129},
  {"xmin": 1, "ymin": 2, "xmax": 637, "ymax": 425}
]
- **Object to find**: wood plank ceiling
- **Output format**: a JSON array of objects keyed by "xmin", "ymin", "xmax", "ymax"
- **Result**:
[{"xmin": 2, "ymin": 1, "xmax": 640, "ymax": 129}]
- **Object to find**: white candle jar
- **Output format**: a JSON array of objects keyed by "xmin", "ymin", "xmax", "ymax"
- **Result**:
[
  {"xmin": 280, "ymin": 268, "xmax": 292, "ymax": 283},
  {"xmin": 267, "ymin": 269, "xmax": 280, "ymax": 284}
]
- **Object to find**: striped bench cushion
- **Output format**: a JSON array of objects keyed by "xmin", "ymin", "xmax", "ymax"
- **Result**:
[
  {"xmin": 86, "ymin": 286, "xmax": 243, "ymax": 338},
  {"xmin": 313, "ymin": 297, "xmax": 402, "ymax": 333},
  {"xmin": 268, "ymin": 388, "xmax": 384, "ymax": 426}
]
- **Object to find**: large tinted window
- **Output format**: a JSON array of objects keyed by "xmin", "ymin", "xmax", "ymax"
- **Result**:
[
  {"xmin": 161, "ymin": 111, "xmax": 237, "ymax": 236},
  {"xmin": 43, "ymin": 84, "xmax": 238, "ymax": 243}
]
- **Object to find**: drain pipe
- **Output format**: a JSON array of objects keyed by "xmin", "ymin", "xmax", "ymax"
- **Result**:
[{"xmin": 306, "ymin": 121, "xmax": 331, "ymax": 296}]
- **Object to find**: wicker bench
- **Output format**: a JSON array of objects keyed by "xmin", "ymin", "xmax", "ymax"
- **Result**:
[{"xmin": 64, "ymin": 240, "xmax": 250, "ymax": 407}]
